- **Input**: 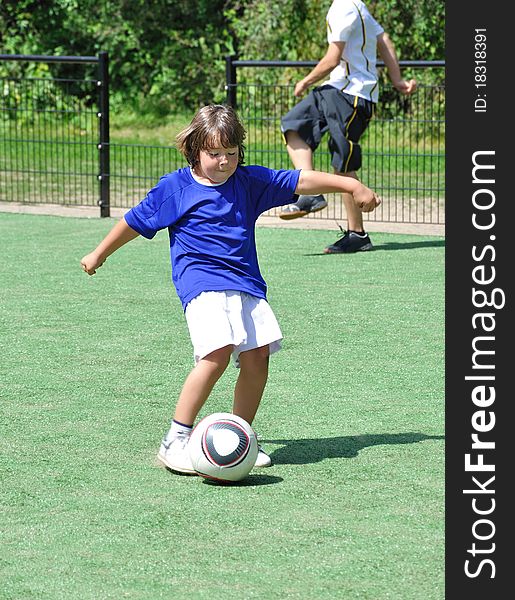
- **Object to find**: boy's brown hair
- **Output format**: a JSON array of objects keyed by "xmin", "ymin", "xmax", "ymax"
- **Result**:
[{"xmin": 176, "ymin": 104, "xmax": 246, "ymax": 166}]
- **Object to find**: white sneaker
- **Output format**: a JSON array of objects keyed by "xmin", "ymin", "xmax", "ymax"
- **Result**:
[
  {"xmin": 254, "ymin": 445, "xmax": 272, "ymax": 468},
  {"xmin": 156, "ymin": 435, "xmax": 196, "ymax": 475}
]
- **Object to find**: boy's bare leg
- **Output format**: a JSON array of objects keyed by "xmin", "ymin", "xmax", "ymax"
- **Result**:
[
  {"xmin": 233, "ymin": 346, "xmax": 272, "ymax": 467},
  {"xmin": 232, "ymin": 346, "xmax": 270, "ymax": 425},
  {"xmin": 173, "ymin": 345, "xmax": 233, "ymax": 425},
  {"xmin": 157, "ymin": 345, "xmax": 233, "ymax": 474}
]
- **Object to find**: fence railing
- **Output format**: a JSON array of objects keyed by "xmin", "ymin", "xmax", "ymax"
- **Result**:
[
  {"xmin": 225, "ymin": 57, "xmax": 445, "ymax": 226},
  {"xmin": 1, "ymin": 53, "xmax": 445, "ymax": 226},
  {"xmin": 0, "ymin": 53, "xmax": 110, "ymax": 216}
]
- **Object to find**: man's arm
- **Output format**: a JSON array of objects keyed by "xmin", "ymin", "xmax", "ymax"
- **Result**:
[
  {"xmin": 377, "ymin": 32, "xmax": 417, "ymax": 95},
  {"xmin": 293, "ymin": 42, "xmax": 345, "ymax": 97},
  {"xmin": 80, "ymin": 217, "xmax": 140, "ymax": 275}
]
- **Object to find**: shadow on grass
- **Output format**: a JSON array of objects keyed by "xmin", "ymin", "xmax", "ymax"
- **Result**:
[
  {"xmin": 162, "ymin": 466, "xmax": 283, "ymax": 487},
  {"xmin": 201, "ymin": 474, "xmax": 283, "ymax": 487},
  {"xmin": 372, "ymin": 239, "xmax": 445, "ymax": 251},
  {"xmin": 303, "ymin": 238, "xmax": 445, "ymax": 256},
  {"xmin": 265, "ymin": 432, "xmax": 444, "ymax": 465}
]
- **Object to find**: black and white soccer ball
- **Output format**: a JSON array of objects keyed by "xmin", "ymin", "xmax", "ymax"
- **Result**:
[{"xmin": 189, "ymin": 413, "xmax": 258, "ymax": 482}]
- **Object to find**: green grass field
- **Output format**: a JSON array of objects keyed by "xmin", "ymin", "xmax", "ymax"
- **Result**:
[{"xmin": 0, "ymin": 213, "xmax": 444, "ymax": 599}]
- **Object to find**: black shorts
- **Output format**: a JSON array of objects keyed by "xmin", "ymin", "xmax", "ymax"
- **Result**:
[{"xmin": 281, "ymin": 85, "xmax": 375, "ymax": 173}]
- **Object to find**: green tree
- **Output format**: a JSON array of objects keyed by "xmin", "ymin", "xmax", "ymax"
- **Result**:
[
  {"xmin": 1, "ymin": 0, "xmax": 444, "ymax": 115},
  {"xmin": 1, "ymin": 0, "xmax": 235, "ymax": 113},
  {"xmin": 228, "ymin": 0, "xmax": 444, "ymax": 88}
]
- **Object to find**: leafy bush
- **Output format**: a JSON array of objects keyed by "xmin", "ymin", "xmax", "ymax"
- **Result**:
[{"xmin": 1, "ymin": 0, "xmax": 444, "ymax": 115}]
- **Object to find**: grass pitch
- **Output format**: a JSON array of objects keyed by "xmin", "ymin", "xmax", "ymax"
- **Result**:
[{"xmin": 0, "ymin": 213, "xmax": 444, "ymax": 599}]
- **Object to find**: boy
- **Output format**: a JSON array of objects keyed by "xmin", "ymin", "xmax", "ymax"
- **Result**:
[{"xmin": 80, "ymin": 104, "xmax": 380, "ymax": 475}]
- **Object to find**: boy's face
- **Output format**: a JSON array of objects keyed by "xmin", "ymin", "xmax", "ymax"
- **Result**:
[{"xmin": 197, "ymin": 144, "xmax": 239, "ymax": 184}]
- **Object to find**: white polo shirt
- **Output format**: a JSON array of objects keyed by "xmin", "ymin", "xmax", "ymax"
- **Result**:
[{"xmin": 324, "ymin": 0, "xmax": 384, "ymax": 102}]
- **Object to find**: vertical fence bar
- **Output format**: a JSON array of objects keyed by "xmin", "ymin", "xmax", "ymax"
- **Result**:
[
  {"xmin": 225, "ymin": 55, "xmax": 237, "ymax": 108},
  {"xmin": 97, "ymin": 51, "xmax": 110, "ymax": 217}
]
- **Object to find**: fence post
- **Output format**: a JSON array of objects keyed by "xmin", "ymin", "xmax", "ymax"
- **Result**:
[
  {"xmin": 97, "ymin": 51, "xmax": 110, "ymax": 217},
  {"xmin": 225, "ymin": 55, "xmax": 237, "ymax": 108}
]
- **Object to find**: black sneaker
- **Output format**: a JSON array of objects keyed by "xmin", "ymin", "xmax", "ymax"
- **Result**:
[
  {"xmin": 324, "ymin": 228, "xmax": 373, "ymax": 254},
  {"xmin": 279, "ymin": 194, "xmax": 328, "ymax": 220}
]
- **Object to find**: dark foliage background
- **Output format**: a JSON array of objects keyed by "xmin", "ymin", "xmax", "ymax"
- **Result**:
[{"xmin": 0, "ymin": 0, "xmax": 444, "ymax": 115}]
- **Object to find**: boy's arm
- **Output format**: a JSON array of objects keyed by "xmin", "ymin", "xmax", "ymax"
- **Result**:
[
  {"xmin": 296, "ymin": 170, "xmax": 381, "ymax": 212},
  {"xmin": 377, "ymin": 32, "xmax": 417, "ymax": 95},
  {"xmin": 80, "ymin": 217, "xmax": 140, "ymax": 275}
]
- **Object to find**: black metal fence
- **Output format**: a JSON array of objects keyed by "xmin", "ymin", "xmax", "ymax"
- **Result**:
[
  {"xmin": 1, "ymin": 53, "xmax": 445, "ymax": 226},
  {"xmin": 226, "ymin": 57, "xmax": 445, "ymax": 226},
  {"xmin": 0, "ymin": 53, "xmax": 110, "ymax": 216}
]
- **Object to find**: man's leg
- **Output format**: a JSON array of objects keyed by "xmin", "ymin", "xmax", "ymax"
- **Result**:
[
  {"xmin": 340, "ymin": 171, "xmax": 364, "ymax": 232},
  {"xmin": 324, "ymin": 170, "xmax": 373, "ymax": 254},
  {"xmin": 285, "ymin": 130, "xmax": 314, "ymax": 170},
  {"xmin": 279, "ymin": 131, "xmax": 328, "ymax": 219}
]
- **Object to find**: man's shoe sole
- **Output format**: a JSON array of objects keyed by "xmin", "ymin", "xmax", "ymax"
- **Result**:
[
  {"xmin": 279, "ymin": 201, "xmax": 328, "ymax": 220},
  {"xmin": 323, "ymin": 242, "xmax": 373, "ymax": 254},
  {"xmin": 156, "ymin": 452, "xmax": 197, "ymax": 475}
]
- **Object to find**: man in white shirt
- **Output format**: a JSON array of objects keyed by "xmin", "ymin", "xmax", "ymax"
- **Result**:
[{"xmin": 280, "ymin": 0, "xmax": 417, "ymax": 253}]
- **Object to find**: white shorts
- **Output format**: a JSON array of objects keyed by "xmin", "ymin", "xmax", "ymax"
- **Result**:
[{"xmin": 185, "ymin": 291, "xmax": 283, "ymax": 367}]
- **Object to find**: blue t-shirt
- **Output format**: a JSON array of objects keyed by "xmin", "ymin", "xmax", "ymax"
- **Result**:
[{"xmin": 124, "ymin": 165, "xmax": 301, "ymax": 309}]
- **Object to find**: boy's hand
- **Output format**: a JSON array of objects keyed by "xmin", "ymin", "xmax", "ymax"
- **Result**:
[
  {"xmin": 80, "ymin": 252, "xmax": 105, "ymax": 275},
  {"xmin": 353, "ymin": 184, "xmax": 381, "ymax": 213}
]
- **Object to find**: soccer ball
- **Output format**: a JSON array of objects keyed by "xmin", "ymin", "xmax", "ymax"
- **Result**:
[{"xmin": 188, "ymin": 413, "xmax": 258, "ymax": 482}]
